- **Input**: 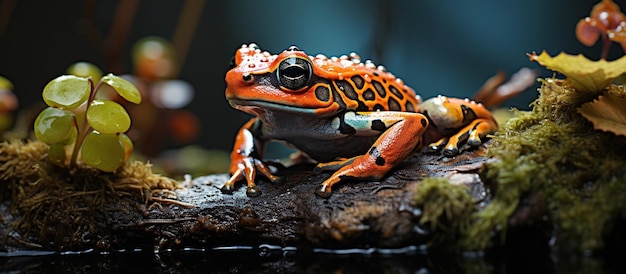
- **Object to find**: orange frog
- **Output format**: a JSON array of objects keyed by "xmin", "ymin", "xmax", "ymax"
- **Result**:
[{"xmin": 223, "ymin": 44, "xmax": 497, "ymax": 198}]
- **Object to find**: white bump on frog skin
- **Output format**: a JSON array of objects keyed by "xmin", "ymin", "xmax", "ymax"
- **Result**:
[
  {"xmin": 349, "ymin": 52, "xmax": 361, "ymax": 62},
  {"xmin": 340, "ymin": 55, "xmax": 349, "ymax": 60},
  {"xmin": 340, "ymin": 59, "xmax": 353, "ymax": 68},
  {"xmin": 395, "ymin": 78, "xmax": 404, "ymax": 85},
  {"xmin": 377, "ymin": 65, "xmax": 386, "ymax": 72}
]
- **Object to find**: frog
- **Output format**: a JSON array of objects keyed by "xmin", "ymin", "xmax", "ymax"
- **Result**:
[{"xmin": 223, "ymin": 43, "xmax": 498, "ymax": 198}]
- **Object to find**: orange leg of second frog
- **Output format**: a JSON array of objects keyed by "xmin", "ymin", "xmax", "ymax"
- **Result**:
[{"xmin": 315, "ymin": 113, "xmax": 428, "ymax": 198}]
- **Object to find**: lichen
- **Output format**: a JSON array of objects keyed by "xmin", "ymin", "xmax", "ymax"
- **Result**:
[
  {"xmin": 0, "ymin": 139, "xmax": 177, "ymax": 250},
  {"xmin": 462, "ymin": 77, "xmax": 626, "ymax": 252}
]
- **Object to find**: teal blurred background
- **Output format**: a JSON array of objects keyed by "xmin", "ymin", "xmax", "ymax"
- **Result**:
[{"xmin": 1, "ymin": 0, "xmax": 623, "ymax": 153}]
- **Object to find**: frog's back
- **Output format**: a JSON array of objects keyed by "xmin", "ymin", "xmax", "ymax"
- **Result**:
[{"xmin": 310, "ymin": 53, "xmax": 420, "ymax": 113}]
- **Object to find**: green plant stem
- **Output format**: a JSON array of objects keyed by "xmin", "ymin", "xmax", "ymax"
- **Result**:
[{"xmin": 69, "ymin": 78, "xmax": 102, "ymax": 168}]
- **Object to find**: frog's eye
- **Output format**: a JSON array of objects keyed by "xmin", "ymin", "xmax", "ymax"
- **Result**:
[{"xmin": 277, "ymin": 57, "xmax": 312, "ymax": 91}]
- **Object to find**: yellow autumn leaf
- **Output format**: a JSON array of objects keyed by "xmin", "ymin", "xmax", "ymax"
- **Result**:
[
  {"xmin": 529, "ymin": 51, "xmax": 626, "ymax": 93},
  {"xmin": 578, "ymin": 94, "xmax": 626, "ymax": 136}
]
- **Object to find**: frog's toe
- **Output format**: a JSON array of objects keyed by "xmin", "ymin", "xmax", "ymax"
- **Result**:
[
  {"xmin": 424, "ymin": 144, "xmax": 442, "ymax": 154},
  {"xmin": 221, "ymin": 184, "xmax": 236, "ymax": 194},
  {"xmin": 246, "ymin": 185, "xmax": 262, "ymax": 197},
  {"xmin": 467, "ymin": 137, "xmax": 482, "ymax": 147},
  {"xmin": 424, "ymin": 137, "xmax": 448, "ymax": 154},
  {"xmin": 443, "ymin": 146, "xmax": 459, "ymax": 156},
  {"xmin": 315, "ymin": 186, "xmax": 333, "ymax": 198}
]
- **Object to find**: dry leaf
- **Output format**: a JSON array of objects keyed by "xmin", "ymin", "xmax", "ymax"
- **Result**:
[
  {"xmin": 578, "ymin": 94, "xmax": 626, "ymax": 136},
  {"xmin": 529, "ymin": 51, "xmax": 626, "ymax": 93}
]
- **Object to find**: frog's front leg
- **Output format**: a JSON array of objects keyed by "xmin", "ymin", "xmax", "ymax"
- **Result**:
[
  {"xmin": 315, "ymin": 111, "xmax": 429, "ymax": 198},
  {"xmin": 419, "ymin": 96, "xmax": 498, "ymax": 156},
  {"xmin": 222, "ymin": 118, "xmax": 279, "ymax": 197}
]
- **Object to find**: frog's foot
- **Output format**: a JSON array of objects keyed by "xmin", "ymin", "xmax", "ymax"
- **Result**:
[
  {"xmin": 221, "ymin": 158, "xmax": 280, "ymax": 197},
  {"xmin": 426, "ymin": 118, "xmax": 497, "ymax": 156},
  {"xmin": 314, "ymin": 152, "xmax": 390, "ymax": 198}
]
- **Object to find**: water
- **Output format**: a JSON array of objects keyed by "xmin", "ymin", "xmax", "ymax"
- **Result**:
[{"xmin": 2, "ymin": 245, "xmax": 624, "ymax": 273}]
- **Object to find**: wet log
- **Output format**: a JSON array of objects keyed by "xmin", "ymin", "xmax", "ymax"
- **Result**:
[
  {"xmin": 99, "ymin": 145, "xmax": 490, "ymax": 252},
  {"xmin": 0, "ymin": 141, "xmax": 490, "ymax": 252}
]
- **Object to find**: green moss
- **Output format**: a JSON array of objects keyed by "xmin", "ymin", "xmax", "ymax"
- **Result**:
[
  {"xmin": 413, "ymin": 177, "xmax": 474, "ymax": 247},
  {"xmin": 463, "ymin": 78, "xmax": 626, "ymax": 251},
  {"xmin": 0, "ymin": 139, "xmax": 177, "ymax": 250}
]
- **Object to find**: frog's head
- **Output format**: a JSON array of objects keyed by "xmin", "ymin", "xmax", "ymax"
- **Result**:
[{"xmin": 225, "ymin": 44, "xmax": 339, "ymax": 117}]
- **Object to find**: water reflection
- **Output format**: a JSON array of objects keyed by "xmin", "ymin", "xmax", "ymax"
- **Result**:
[{"xmin": 1, "ymin": 245, "xmax": 624, "ymax": 273}]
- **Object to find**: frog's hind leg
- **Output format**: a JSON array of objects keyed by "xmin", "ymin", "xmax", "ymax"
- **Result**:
[
  {"xmin": 315, "ymin": 111, "xmax": 429, "ymax": 198},
  {"xmin": 428, "ymin": 118, "xmax": 497, "ymax": 156}
]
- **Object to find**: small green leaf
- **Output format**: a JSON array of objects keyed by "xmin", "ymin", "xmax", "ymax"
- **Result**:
[
  {"xmin": 48, "ymin": 143, "xmax": 67, "ymax": 167},
  {"xmin": 34, "ymin": 107, "xmax": 76, "ymax": 144},
  {"xmin": 81, "ymin": 131, "xmax": 125, "ymax": 172},
  {"xmin": 100, "ymin": 74, "xmax": 142, "ymax": 104},
  {"xmin": 578, "ymin": 94, "xmax": 626, "ymax": 136},
  {"xmin": 86, "ymin": 100, "xmax": 131, "ymax": 134},
  {"xmin": 42, "ymin": 75, "xmax": 90, "ymax": 109}
]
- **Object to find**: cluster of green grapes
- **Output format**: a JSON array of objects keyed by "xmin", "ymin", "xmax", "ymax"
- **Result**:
[{"xmin": 33, "ymin": 73, "xmax": 141, "ymax": 172}]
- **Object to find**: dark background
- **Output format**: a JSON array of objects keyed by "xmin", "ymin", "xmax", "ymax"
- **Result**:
[{"xmin": 1, "ymin": 0, "xmax": 623, "ymax": 154}]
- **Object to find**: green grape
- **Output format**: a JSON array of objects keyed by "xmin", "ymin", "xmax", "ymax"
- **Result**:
[
  {"xmin": 34, "ymin": 107, "xmax": 76, "ymax": 144},
  {"xmin": 48, "ymin": 143, "xmax": 67, "ymax": 166},
  {"xmin": 81, "ymin": 131, "xmax": 125, "ymax": 172},
  {"xmin": 67, "ymin": 62, "xmax": 103, "ymax": 83},
  {"xmin": 118, "ymin": 133, "xmax": 134, "ymax": 160},
  {"xmin": 86, "ymin": 99, "xmax": 131, "ymax": 134},
  {"xmin": 42, "ymin": 75, "xmax": 90, "ymax": 110},
  {"xmin": 100, "ymin": 74, "xmax": 142, "ymax": 104}
]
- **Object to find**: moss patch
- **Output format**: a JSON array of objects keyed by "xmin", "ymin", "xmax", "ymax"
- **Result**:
[
  {"xmin": 463, "ymin": 78, "xmax": 626, "ymax": 252},
  {"xmin": 0, "ymin": 139, "xmax": 177, "ymax": 250},
  {"xmin": 413, "ymin": 177, "xmax": 474, "ymax": 248}
]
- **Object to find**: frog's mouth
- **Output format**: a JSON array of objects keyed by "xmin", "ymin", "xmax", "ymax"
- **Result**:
[{"xmin": 228, "ymin": 99, "xmax": 320, "ymax": 115}]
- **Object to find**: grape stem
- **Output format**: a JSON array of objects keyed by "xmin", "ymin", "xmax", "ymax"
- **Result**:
[{"xmin": 70, "ymin": 78, "xmax": 101, "ymax": 168}]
